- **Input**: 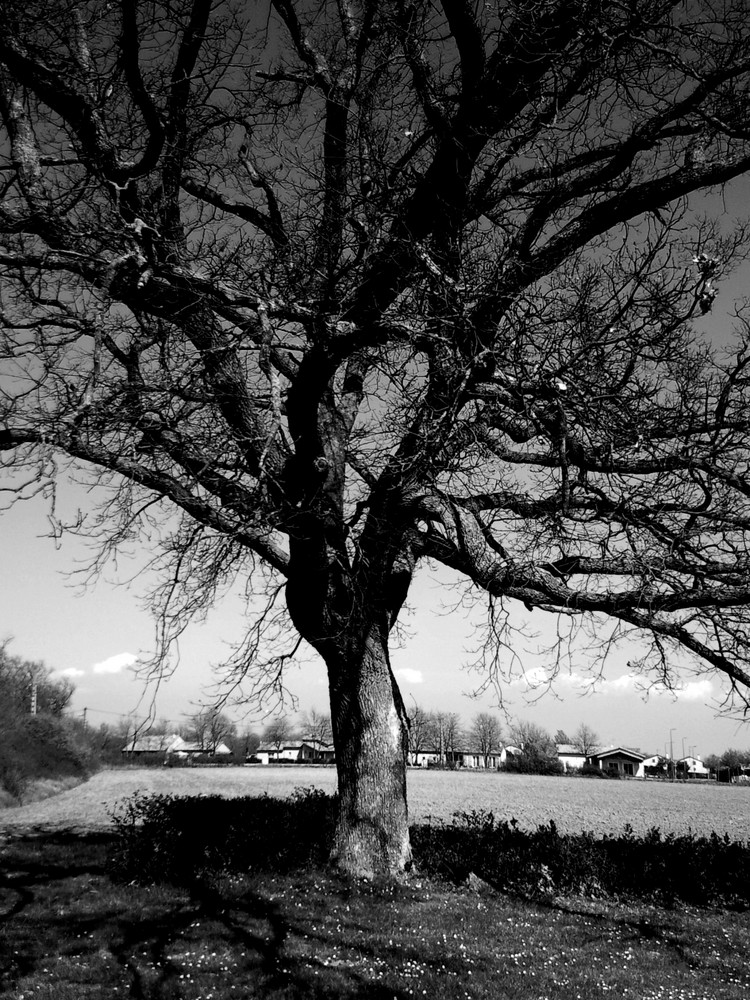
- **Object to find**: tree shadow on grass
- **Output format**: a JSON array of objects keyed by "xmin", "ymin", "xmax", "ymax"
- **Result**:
[
  {"xmin": 539, "ymin": 890, "xmax": 748, "ymax": 973},
  {"xmin": 0, "ymin": 830, "xmax": 409, "ymax": 999}
]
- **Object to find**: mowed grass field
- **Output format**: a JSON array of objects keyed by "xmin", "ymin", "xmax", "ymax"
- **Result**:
[
  {"xmin": 3, "ymin": 767, "xmax": 750, "ymax": 1000},
  {"xmin": 1, "ymin": 765, "xmax": 749, "ymax": 839}
]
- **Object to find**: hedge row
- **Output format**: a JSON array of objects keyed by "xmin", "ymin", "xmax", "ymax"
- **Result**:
[{"xmin": 108, "ymin": 790, "xmax": 750, "ymax": 908}]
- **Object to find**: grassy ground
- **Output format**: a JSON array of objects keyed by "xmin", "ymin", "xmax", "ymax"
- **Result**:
[
  {"xmin": 2, "ymin": 767, "xmax": 750, "ymax": 838},
  {"xmin": 3, "ymin": 773, "xmax": 750, "ymax": 999},
  {"xmin": 1, "ymin": 830, "xmax": 750, "ymax": 1000}
]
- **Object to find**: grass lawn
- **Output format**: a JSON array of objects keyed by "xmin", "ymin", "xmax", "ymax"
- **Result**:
[
  {"xmin": 3, "ymin": 767, "xmax": 750, "ymax": 838},
  {"xmin": 1, "ymin": 830, "xmax": 750, "ymax": 1000}
]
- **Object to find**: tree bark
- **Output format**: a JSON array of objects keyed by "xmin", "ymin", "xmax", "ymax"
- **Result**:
[{"xmin": 326, "ymin": 620, "xmax": 411, "ymax": 878}]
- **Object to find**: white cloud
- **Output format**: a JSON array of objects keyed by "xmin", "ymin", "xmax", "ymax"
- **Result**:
[
  {"xmin": 395, "ymin": 668, "xmax": 423, "ymax": 685},
  {"xmin": 512, "ymin": 667, "xmax": 590, "ymax": 690},
  {"xmin": 92, "ymin": 652, "xmax": 139, "ymax": 675},
  {"xmin": 678, "ymin": 679, "xmax": 713, "ymax": 702},
  {"xmin": 609, "ymin": 673, "xmax": 637, "ymax": 692},
  {"xmin": 55, "ymin": 667, "xmax": 85, "ymax": 678},
  {"xmin": 600, "ymin": 673, "xmax": 712, "ymax": 703}
]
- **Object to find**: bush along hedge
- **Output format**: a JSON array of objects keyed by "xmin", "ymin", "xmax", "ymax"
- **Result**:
[
  {"xmin": 0, "ymin": 714, "xmax": 95, "ymax": 801},
  {"xmin": 109, "ymin": 786, "xmax": 336, "ymax": 884},
  {"xmin": 108, "ymin": 792, "xmax": 750, "ymax": 908},
  {"xmin": 411, "ymin": 810, "xmax": 750, "ymax": 908}
]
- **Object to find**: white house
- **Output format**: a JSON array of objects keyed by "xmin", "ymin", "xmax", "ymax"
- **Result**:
[
  {"xmin": 640, "ymin": 754, "xmax": 669, "ymax": 778},
  {"xmin": 410, "ymin": 744, "xmax": 522, "ymax": 769},
  {"xmin": 122, "ymin": 733, "xmax": 184, "ymax": 756},
  {"xmin": 255, "ymin": 740, "xmax": 335, "ymax": 764},
  {"xmin": 172, "ymin": 740, "xmax": 232, "ymax": 758},
  {"xmin": 556, "ymin": 743, "xmax": 596, "ymax": 770},
  {"xmin": 588, "ymin": 746, "xmax": 646, "ymax": 777},
  {"xmin": 121, "ymin": 734, "xmax": 232, "ymax": 759},
  {"xmin": 678, "ymin": 755, "xmax": 710, "ymax": 778},
  {"xmin": 122, "ymin": 733, "xmax": 232, "ymax": 759}
]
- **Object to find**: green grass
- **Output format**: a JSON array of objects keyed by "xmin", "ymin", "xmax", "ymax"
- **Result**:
[
  {"xmin": 4, "ymin": 767, "xmax": 750, "ymax": 839},
  {"xmin": 1, "ymin": 831, "xmax": 750, "ymax": 999}
]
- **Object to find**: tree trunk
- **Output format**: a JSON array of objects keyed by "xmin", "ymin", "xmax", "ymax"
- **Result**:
[{"xmin": 326, "ymin": 621, "xmax": 411, "ymax": 878}]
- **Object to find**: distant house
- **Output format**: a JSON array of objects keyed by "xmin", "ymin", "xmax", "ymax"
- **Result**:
[
  {"xmin": 255, "ymin": 739, "xmax": 335, "ymax": 764},
  {"xmin": 122, "ymin": 733, "xmax": 183, "ymax": 756},
  {"xmin": 588, "ymin": 746, "xmax": 646, "ymax": 777},
  {"xmin": 677, "ymin": 755, "xmax": 710, "ymax": 779},
  {"xmin": 410, "ymin": 745, "xmax": 522, "ymax": 769},
  {"xmin": 450, "ymin": 749, "xmax": 504, "ymax": 769},
  {"xmin": 641, "ymin": 753, "xmax": 670, "ymax": 778},
  {"xmin": 557, "ymin": 743, "xmax": 599, "ymax": 771},
  {"xmin": 121, "ymin": 733, "xmax": 232, "ymax": 759},
  {"xmin": 172, "ymin": 740, "xmax": 232, "ymax": 759}
]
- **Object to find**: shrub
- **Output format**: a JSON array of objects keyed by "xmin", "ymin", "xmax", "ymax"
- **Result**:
[
  {"xmin": 501, "ymin": 756, "xmax": 565, "ymax": 776},
  {"xmin": 411, "ymin": 812, "xmax": 750, "ymax": 907},
  {"xmin": 0, "ymin": 713, "xmax": 94, "ymax": 802},
  {"xmin": 108, "ymin": 790, "xmax": 750, "ymax": 909},
  {"xmin": 109, "ymin": 786, "xmax": 336, "ymax": 884},
  {"xmin": 580, "ymin": 763, "xmax": 611, "ymax": 778}
]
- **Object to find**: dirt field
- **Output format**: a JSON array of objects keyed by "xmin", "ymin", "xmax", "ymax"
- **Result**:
[{"xmin": 2, "ymin": 766, "xmax": 750, "ymax": 839}]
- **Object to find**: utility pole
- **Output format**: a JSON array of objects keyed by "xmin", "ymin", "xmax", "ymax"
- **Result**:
[
  {"xmin": 669, "ymin": 728, "xmax": 676, "ymax": 779},
  {"xmin": 82, "ymin": 707, "xmax": 87, "ymax": 727}
]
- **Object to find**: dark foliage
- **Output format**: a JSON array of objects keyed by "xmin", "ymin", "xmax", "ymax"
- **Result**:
[
  {"xmin": 412, "ymin": 811, "xmax": 750, "ymax": 908},
  {"xmin": 579, "ymin": 763, "xmax": 612, "ymax": 778},
  {"xmin": 0, "ymin": 714, "xmax": 95, "ymax": 800},
  {"xmin": 109, "ymin": 787, "xmax": 336, "ymax": 884},
  {"xmin": 109, "ymin": 791, "xmax": 750, "ymax": 909},
  {"xmin": 501, "ymin": 756, "xmax": 565, "ymax": 776}
]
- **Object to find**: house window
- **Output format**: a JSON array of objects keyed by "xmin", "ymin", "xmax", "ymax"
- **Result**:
[
  {"xmin": 623, "ymin": 762, "xmax": 634, "ymax": 776},
  {"xmin": 607, "ymin": 761, "xmax": 620, "ymax": 773}
]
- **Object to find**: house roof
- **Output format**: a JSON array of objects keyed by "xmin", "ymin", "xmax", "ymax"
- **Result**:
[
  {"xmin": 591, "ymin": 745, "xmax": 646, "ymax": 762},
  {"xmin": 122, "ymin": 733, "xmax": 182, "ymax": 753},
  {"xmin": 256, "ymin": 739, "xmax": 335, "ymax": 753},
  {"xmin": 178, "ymin": 741, "xmax": 232, "ymax": 754}
]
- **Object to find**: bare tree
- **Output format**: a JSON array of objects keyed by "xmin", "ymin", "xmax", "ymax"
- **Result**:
[
  {"xmin": 299, "ymin": 707, "xmax": 333, "ymax": 746},
  {"xmin": 186, "ymin": 708, "xmax": 236, "ymax": 752},
  {"xmin": 0, "ymin": 642, "xmax": 74, "ymax": 718},
  {"xmin": 571, "ymin": 723, "xmax": 600, "ymax": 756},
  {"xmin": 471, "ymin": 712, "xmax": 503, "ymax": 768},
  {"xmin": 406, "ymin": 702, "xmax": 432, "ymax": 764},
  {"xmin": 428, "ymin": 711, "xmax": 463, "ymax": 765},
  {"xmin": 509, "ymin": 719, "xmax": 559, "ymax": 770},
  {"xmin": 5, "ymin": 2, "xmax": 750, "ymax": 875},
  {"xmin": 263, "ymin": 716, "xmax": 294, "ymax": 752}
]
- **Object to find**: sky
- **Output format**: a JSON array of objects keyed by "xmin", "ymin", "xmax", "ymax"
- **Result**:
[
  {"xmin": 2, "ymin": 477, "xmax": 750, "ymax": 758},
  {"xmin": 6, "ymin": 212, "xmax": 750, "ymax": 760},
  {"xmin": 2, "ymin": 63, "xmax": 750, "ymax": 760}
]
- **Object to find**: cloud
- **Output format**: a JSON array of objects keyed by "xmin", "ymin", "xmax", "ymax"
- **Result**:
[
  {"xmin": 600, "ymin": 673, "xmax": 713, "ymax": 703},
  {"xmin": 608, "ymin": 673, "xmax": 637, "ymax": 692},
  {"xmin": 55, "ymin": 667, "xmax": 85, "ymax": 678},
  {"xmin": 512, "ymin": 667, "xmax": 591, "ymax": 691},
  {"xmin": 395, "ymin": 668, "xmax": 423, "ymax": 685},
  {"xmin": 92, "ymin": 652, "xmax": 140, "ymax": 675},
  {"xmin": 678, "ymin": 679, "xmax": 713, "ymax": 702}
]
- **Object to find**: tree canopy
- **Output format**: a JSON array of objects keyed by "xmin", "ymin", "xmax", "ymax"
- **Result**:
[{"xmin": 4, "ymin": 0, "xmax": 750, "ymax": 875}]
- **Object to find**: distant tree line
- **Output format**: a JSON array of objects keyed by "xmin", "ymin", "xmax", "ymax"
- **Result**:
[
  {"xmin": 703, "ymin": 749, "xmax": 750, "ymax": 779},
  {"xmin": 256, "ymin": 707, "xmax": 606, "ymax": 776},
  {"xmin": 7, "ymin": 643, "xmax": 745, "ymax": 800},
  {"xmin": 0, "ymin": 640, "xmax": 92, "ymax": 801}
]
